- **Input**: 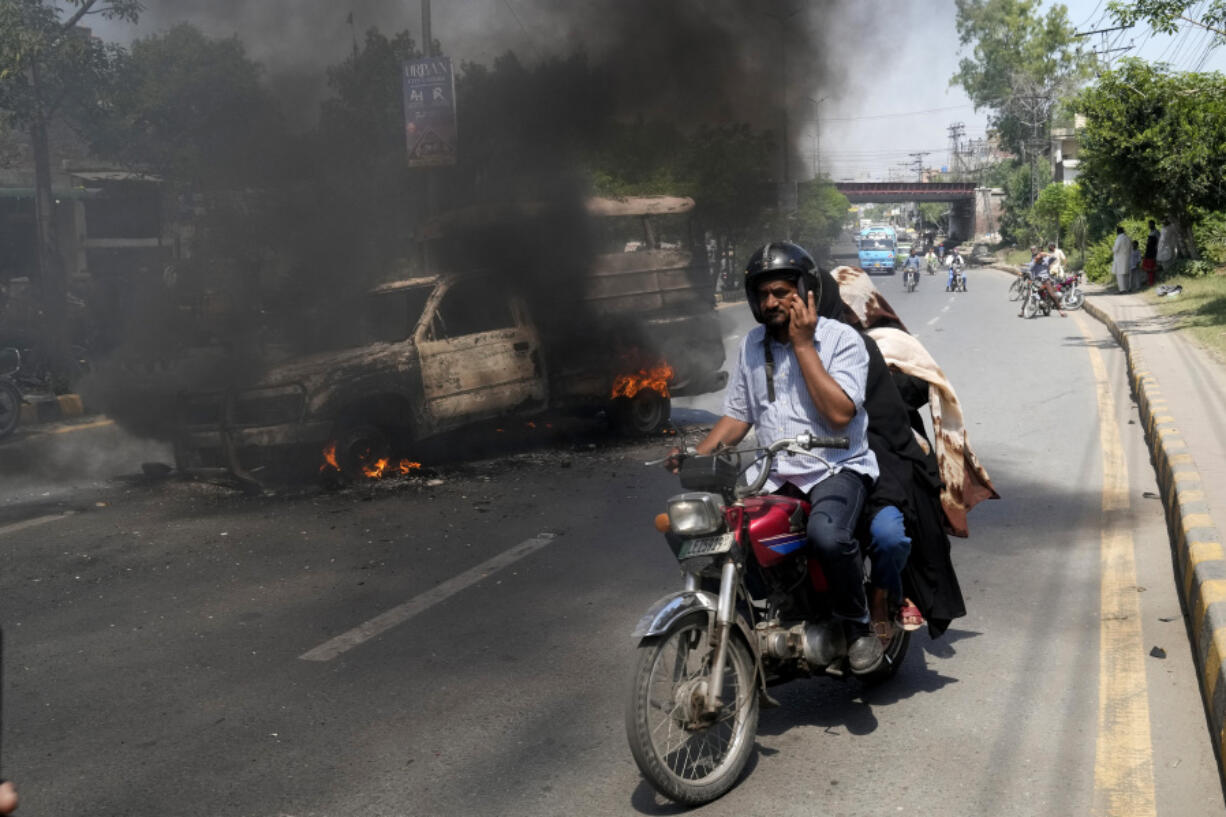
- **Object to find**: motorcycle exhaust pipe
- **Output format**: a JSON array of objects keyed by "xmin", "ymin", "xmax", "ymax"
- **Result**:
[{"xmin": 802, "ymin": 621, "xmax": 845, "ymax": 668}]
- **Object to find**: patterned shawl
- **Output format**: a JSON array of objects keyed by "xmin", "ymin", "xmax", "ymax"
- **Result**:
[{"xmin": 831, "ymin": 265, "xmax": 999, "ymax": 537}]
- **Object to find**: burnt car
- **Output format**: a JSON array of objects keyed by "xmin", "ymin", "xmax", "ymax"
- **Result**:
[{"xmin": 172, "ymin": 196, "xmax": 727, "ymax": 481}]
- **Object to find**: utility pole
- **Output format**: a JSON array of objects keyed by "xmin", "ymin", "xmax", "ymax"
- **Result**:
[
  {"xmin": 421, "ymin": 0, "xmax": 433, "ymax": 56},
  {"xmin": 908, "ymin": 151, "xmax": 930, "ymax": 182},
  {"xmin": 421, "ymin": 0, "xmax": 438, "ymax": 221},
  {"xmin": 947, "ymin": 122, "xmax": 965, "ymax": 179},
  {"xmin": 764, "ymin": 2, "xmax": 805, "ymax": 209},
  {"xmin": 809, "ymin": 95, "xmax": 827, "ymax": 180}
]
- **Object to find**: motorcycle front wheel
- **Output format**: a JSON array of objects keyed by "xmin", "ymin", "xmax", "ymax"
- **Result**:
[
  {"xmin": 626, "ymin": 612, "xmax": 759, "ymax": 805},
  {"xmin": 1022, "ymin": 296, "xmax": 1039, "ymax": 319},
  {"xmin": 1008, "ymin": 277, "xmax": 1025, "ymax": 301},
  {"xmin": 0, "ymin": 380, "xmax": 20, "ymax": 440}
]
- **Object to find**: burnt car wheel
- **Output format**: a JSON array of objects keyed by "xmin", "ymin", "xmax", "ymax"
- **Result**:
[
  {"xmin": 612, "ymin": 391, "xmax": 670, "ymax": 435},
  {"xmin": 336, "ymin": 423, "xmax": 392, "ymax": 479}
]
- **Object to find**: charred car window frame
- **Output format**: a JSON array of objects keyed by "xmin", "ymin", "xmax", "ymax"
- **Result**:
[
  {"xmin": 366, "ymin": 283, "xmax": 434, "ymax": 344},
  {"xmin": 427, "ymin": 277, "xmax": 517, "ymax": 340}
]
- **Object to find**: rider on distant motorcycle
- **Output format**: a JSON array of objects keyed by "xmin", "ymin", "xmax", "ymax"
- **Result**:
[
  {"xmin": 671, "ymin": 241, "xmax": 887, "ymax": 673},
  {"xmin": 1019, "ymin": 250, "xmax": 1067, "ymax": 318},
  {"xmin": 946, "ymin": 247, "xmax": 966, "ymax": 291},
  {"xmin": 903, "ymin": 248, "xmax": 922, "ymax": 288}
]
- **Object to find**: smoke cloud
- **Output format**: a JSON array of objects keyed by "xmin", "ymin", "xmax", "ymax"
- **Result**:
[{"xmin": 83, "ymin": 0, "xmax": 846, "ymax": 455}]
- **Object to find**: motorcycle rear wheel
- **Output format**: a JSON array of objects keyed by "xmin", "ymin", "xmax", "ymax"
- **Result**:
[
  {"xmin": 1062, "ymin": 287, "xmax": 1085, "ymax": 310},
  {"xmin": 858, "ymin": 621, "xmax": 912, "ymax": 685},
  {"xmin": 0, "ymin": 380, "xmax": 19, "ymax": 440},
  {"xmin": 626, "ymin": 612, "xmax": 759, "ymax": 805}
]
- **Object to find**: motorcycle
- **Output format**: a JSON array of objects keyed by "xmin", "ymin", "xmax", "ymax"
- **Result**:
[
  {"xmin": 1021, "ymin": 277, "xmax": 1058, "ymax": 318},
  {"xmin": 0, "ymin": 348, "xmax": 23, "ymax": 440},
  {"xmin": 946, "ymin": 263, "xmax": 967, "ymax": 292},
  {"xmin": 1054, "ymin": 271, "xmax": 1085, "ymax": 310},
  {"xmin": 903, "ymin": 265, "xmax": 919, "ymax": 293},
  {"xmin": 626, "ymin": 433, "xmax": 910, "ymax": 805}
]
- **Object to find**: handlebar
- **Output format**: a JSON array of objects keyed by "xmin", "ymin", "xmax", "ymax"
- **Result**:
[{"xmin": 740, "ymin": 432, "xmax": 850, "ymax": 497}]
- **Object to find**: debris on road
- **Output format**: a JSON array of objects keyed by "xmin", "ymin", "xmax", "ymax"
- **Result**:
[{"xmin": 1150, "ymin": 646, "xmax": 1167, "ymax": 659}]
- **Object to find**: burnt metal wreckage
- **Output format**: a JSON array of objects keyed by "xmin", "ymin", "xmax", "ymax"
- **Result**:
[{"xmin": 160, "ymin": 196, "xmax": 728, "ymax": 487}]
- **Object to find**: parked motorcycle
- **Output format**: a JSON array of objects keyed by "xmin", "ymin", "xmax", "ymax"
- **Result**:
[
  {"xmin": 626, "ymin": 433, "xmax": 910, "ymax": 805},
  {"xmin": 0, "ymin": 348, "xmax": 23, "ymax": 440},
  {"xmin": 1055, "ymin": 271, "xmax": 1085, "ymax": 310}
]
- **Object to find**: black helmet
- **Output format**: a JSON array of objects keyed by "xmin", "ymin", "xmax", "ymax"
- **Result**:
[{"xmin": 743, "ymin": 241, "xmax": 821, "ymax": 323}]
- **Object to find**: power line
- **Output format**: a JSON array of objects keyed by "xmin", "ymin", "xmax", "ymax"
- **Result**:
[{"xmin": 821, "ymin": 103, "xmax": 978, "ymax": 122}]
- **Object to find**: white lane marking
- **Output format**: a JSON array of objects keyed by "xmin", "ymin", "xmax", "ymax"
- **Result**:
[
  {"xmin": 0, "ymin": 511, "xmax": 76, "ymax": 539},
  {"xmin": 299, "ymin": 532, "xmax": 559, "ymax": 662},
  {"xmin": 926, "ymin": 302, "xmax": 953, "ymax": 327}
]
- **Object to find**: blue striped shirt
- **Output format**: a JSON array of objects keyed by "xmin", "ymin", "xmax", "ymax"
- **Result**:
[{"xmin": 722, "ymin": 321, "xmax": 878, "ymax": 492}]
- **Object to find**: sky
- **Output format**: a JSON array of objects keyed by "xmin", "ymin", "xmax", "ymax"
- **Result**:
[{"xmin": 79, "ymin": 0, "xmax": 1225, "ymax": 182}]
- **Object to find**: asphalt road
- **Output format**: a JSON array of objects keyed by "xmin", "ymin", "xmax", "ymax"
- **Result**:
[{"xmin": 1, "ymin": 266, "xmax": 1223, "ymax": 816}]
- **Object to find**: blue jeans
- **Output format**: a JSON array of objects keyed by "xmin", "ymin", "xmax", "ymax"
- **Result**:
[
  {"xmin": 866, "ymin": 505, "xmax": 911, "ymax": 604},
  {"xmin": 807, "ymin": 471, "xmax": 870, "ymax": 624}
]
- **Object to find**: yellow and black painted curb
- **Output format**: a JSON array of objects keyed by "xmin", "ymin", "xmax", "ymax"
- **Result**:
[
  {"xmin": 1081, "ymin": 296, "xmax": 1226, "ymax": 776},
  {"xmin": 17, "ymin": 393, "xmax": 87, "ymax": 426}
]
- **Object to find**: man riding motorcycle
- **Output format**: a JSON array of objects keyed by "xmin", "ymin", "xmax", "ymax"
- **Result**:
[
  {"xmin": 668, "ymin": 241, "xmax": 885, "ymax": 672},
  {"xmin": 902, "ymin": 248, "xmax": 922, "ymax": 289},
  {"xmin": 1020, "ymin": 250, "xmax": 1067, "ymax": 318},
  {"xmin": 946, "ymin": 248, "xmax": 966, "ymax": 291}
]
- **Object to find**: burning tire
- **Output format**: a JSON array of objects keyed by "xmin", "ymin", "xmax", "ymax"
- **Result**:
[
  {"xmin": 334, "ymin": 423, "xmax": 393, "ymax": 480},
  {"xmin": 611, "ymin": 390, "xmax": 670, "ymax": 435}
]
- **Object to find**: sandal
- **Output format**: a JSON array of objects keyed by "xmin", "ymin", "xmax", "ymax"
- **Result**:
[
  {"xmin": 898, "ymin": 600, "xmax": 924, "ymax": 632},
  {"xmin": 872, "ymin": 619, "xmax": 895, "ymax": 645}
]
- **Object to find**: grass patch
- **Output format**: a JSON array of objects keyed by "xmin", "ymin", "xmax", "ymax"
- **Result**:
[
  {"xmin": 1002, "ymin": 248, "xmax": 1032, "ymax": 267},
  {"xmin": 1148, "ymin": 271, "xmax": 1226, "ymax": 362}
]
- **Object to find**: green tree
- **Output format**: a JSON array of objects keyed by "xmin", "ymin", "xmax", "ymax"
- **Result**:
[
  {"xmin": 790, "ymin": 180, "xmax": 850, "ymax": 256},
  {"xmin": 982, "ymin": 158, "xmax": 1051, "ymax": 245},
  {"xmin": 918, "ymin": 201, "xmax": 948, "ymax": 233},
  {"xmin": 1108, "ymin": 1, "xmax": 1226, "ymax": 40},
  {"xmin": 1075, "ymin": 58, "xmax": 1226, "ymax": 258},
  {"xmin": 0, "ymin": 0, "xmax": 139, "ymax": 370},
  {"xmin": 1030, "ymin": 181, "xmax": 1084, "ymax": 246},
  {"xmin": 92, "ymin": 24, "xmax": 286, "ymax": 190},
  {"xmin": 952, "ymin": 0, "xmax": 1095, "ymax": 156}
]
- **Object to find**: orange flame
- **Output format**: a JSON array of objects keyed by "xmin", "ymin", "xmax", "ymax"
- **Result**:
[
  {"xmin": 611, "ymin": 360, "xmax": 674, "ymax": 400},
  {"xmin": 320, "ymin": 440, "xmax": 421, "ymax": 479},
  {"xmin": 361, "ymin": 458, "xmax": 422, "ymax": 479},
  {"xmin": 320, "ymin": 440, "xmax": 339, "ymax": 473}
]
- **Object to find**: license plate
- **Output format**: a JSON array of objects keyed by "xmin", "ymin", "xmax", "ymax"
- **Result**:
[{"xmin": 677, "ymin": 532, "xmax": 736, "ymax": 560}]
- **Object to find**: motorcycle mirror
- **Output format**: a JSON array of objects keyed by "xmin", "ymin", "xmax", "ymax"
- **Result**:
[{"xmin": 0, "ymin": 348, "xmax": 19, "ymax": 377}]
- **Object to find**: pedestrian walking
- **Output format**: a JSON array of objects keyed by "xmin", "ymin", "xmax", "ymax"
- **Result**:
[
  {"xmin": 1143, "ymin": 220, "xmax": 1160, "ymax": 287},
  {"xmin": 1111, "ymin": 225, "xmax": 1132, "ymax": 293}
]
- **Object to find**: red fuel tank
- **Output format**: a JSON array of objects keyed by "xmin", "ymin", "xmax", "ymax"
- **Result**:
[{"xmin": 742, "ymin": 495, "xmax": 809, "ymax": 568}]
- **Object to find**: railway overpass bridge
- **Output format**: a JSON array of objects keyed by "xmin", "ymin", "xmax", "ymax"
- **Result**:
[{"xmin": 833, "ymin": 181, "xmax": 1002, "ymax": 240}]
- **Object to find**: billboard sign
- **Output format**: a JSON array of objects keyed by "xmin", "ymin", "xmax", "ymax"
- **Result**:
[{"xmin": 401, "ymin": 57, "xmax": 457, "ymax": 168}]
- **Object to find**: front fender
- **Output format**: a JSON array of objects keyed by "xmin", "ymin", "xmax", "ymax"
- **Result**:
[
  {"xmin": 632, "ymin": 588, "xmax": 777, "ymax": 706},
  {"xmin": 631, "ymin": 590, "xmax": 719, "ymax": 639}
]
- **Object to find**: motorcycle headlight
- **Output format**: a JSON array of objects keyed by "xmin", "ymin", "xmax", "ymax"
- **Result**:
[{"xmin": 667, "ymin": 492, "xmax": 726, "ymax": 536}]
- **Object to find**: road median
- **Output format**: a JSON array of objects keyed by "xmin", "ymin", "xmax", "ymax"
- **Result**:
[{"xmin": 1082, "ymin": 293, "xmax": 1226, "ymax": 779}]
